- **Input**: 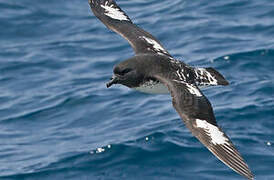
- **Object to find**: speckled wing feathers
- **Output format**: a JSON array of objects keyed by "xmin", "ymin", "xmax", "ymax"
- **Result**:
[
  {"xmin": 89, "ymin": 0, "xmax": 172, "ymax": 57},
  {"xmin": 194, "ymin": 67, "xmax": 229, "ymax": 86}
]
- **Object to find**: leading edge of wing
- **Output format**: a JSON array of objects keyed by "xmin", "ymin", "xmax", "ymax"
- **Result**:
[{"xmin": 89, "ymin": 0, "xmax": 172, "ymax": 57}]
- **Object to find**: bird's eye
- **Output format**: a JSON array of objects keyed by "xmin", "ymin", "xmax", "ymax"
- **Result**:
[{"xmin": 119, "ymin": 68, "xmax": 132, "ymax": 76}]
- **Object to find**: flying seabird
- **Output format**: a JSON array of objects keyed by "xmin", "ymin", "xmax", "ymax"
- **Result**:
[{"xmin": 88, "ymin": 0, "xmax": 254, "ymax": 179}]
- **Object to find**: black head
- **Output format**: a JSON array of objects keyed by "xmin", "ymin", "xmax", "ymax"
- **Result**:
[{"xmin": 106, "ymin": 59, "xmax": 145, "ymax": 88}]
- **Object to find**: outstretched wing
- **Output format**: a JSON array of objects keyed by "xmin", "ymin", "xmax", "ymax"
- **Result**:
[
  {"xmin": 89, "ymin": 0, "xmax": 172, "ymax": 57},
  {"xmin": 155, "ymin": 75, "xmax": 254, "ymax": 180}
]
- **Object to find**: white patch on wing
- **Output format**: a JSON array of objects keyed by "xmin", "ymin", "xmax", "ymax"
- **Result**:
[
  {"xmin": 101, "ymin": 2, "xmax": 129, "ymax": 21},
  {"xmin": 172, "ymin": 80, "xmax": 202, "ymax": 97},
  {"xmin": 185, "ymin": 84, "xmax": 202, "ymax": 97},
  {"xmin": 134, "ymin": 80, "xmax": 169, "ymax": 94},
  {"xmin": 195, "ymin": 68, "xmax": 218, "ymax": 86},
  {"xmin": 170, "ymin": 58, "xmax": 179, "ymax": 64},
  {"xmin": 176, "ymin": 70, "xmax": 186, "ymax": 81},
  {"xmin": 196, "ymin": 119, "xmax": 229, "ymax": 145},
  {"xmin": 140, "ymin": 36, "xmax": 168, "ymax": 55}
]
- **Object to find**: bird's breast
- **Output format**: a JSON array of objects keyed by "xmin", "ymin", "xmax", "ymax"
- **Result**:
[{"xmin": 133, "ymin": 80, "xmax": 169, "ymax": 94}]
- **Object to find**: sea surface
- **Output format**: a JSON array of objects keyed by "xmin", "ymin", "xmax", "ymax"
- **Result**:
[{"xmin": 0, "ymin": 0, "xmax": 273, "ymax": 179}]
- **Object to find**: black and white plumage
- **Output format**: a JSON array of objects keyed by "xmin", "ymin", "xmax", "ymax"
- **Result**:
[{"xmin": 88, "ymin": 0, "xmax": 254, "ymax": 179}]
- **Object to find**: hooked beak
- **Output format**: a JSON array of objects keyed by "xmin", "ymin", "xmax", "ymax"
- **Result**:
[{"xmin": 106, "ymin": 75, "xmax": 119, "ymax": 88}]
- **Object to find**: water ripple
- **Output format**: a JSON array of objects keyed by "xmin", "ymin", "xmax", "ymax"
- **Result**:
[{"xmin": 0, "ymin": 0, "xmax": 274, "ymax": 179}]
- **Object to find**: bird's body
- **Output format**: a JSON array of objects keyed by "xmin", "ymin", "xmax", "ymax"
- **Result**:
[
  {"xmin": 88, "ymin": 0, "xmax": 254, "ymax": 179},
  {"xmin": 112, "ymin": 54, "xmax": 228, "ymax": 94}
]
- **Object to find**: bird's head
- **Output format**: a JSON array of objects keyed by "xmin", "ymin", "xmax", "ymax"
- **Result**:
[{"xmin": 106, "ymin": 60, "xmax": 145, "ymax": 88}]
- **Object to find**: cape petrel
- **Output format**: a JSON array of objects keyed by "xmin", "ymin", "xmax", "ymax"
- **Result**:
[{"xmin": 88, "ymin": 0, "xmax": 254, "ymax": 179}]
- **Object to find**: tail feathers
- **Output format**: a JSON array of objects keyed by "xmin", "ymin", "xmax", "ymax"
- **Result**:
[{"xmin": 194, "ymin": 67, "xmax": 229, "ymax": 87}]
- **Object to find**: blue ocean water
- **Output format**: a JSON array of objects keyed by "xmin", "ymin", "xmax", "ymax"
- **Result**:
[{"xmin": 0, "ymin": 0, "xmax": 273, "ymax": 179}]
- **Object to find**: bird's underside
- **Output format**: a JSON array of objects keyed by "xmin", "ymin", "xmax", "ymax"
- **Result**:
[{"xmin": 89, "ymin": 0, "xmax": 254, "ymax": 179}]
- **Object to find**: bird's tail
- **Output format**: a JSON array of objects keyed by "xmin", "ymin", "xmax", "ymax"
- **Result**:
[{"xmin": 193, "ymin": 67, "xmax": 229, "ymax": 87}]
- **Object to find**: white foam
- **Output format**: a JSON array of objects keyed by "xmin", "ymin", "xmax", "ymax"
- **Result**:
[
  {"xmin": 196, "ymin": 119, "xmax": 229, "ymax": 145},
  {"xmin": 96, "ymin": 147, "xmax": 105, "ymax": 153}
]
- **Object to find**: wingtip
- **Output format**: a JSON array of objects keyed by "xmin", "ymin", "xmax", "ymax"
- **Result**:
[
  {"xmin": 249, "ymin": 176, "xmax": 255, "ymax": 180},
  {"xmin": 192, "ymin": 121, "xmax": 254, "ymax": 180},
  {"xmin": 209, "ymin": 142, "xmax": 254, "ymax": 180},
  {"xmin": 244, "ymin": 171, "xmax": 254, "ymax": 180},
  {"xmin": 246, "ymin": 169, "xmax": 255, "ymax": 180},
  {"xmin": 246, "ymin": 174, "xmax": 254, "ymax": 180}
]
